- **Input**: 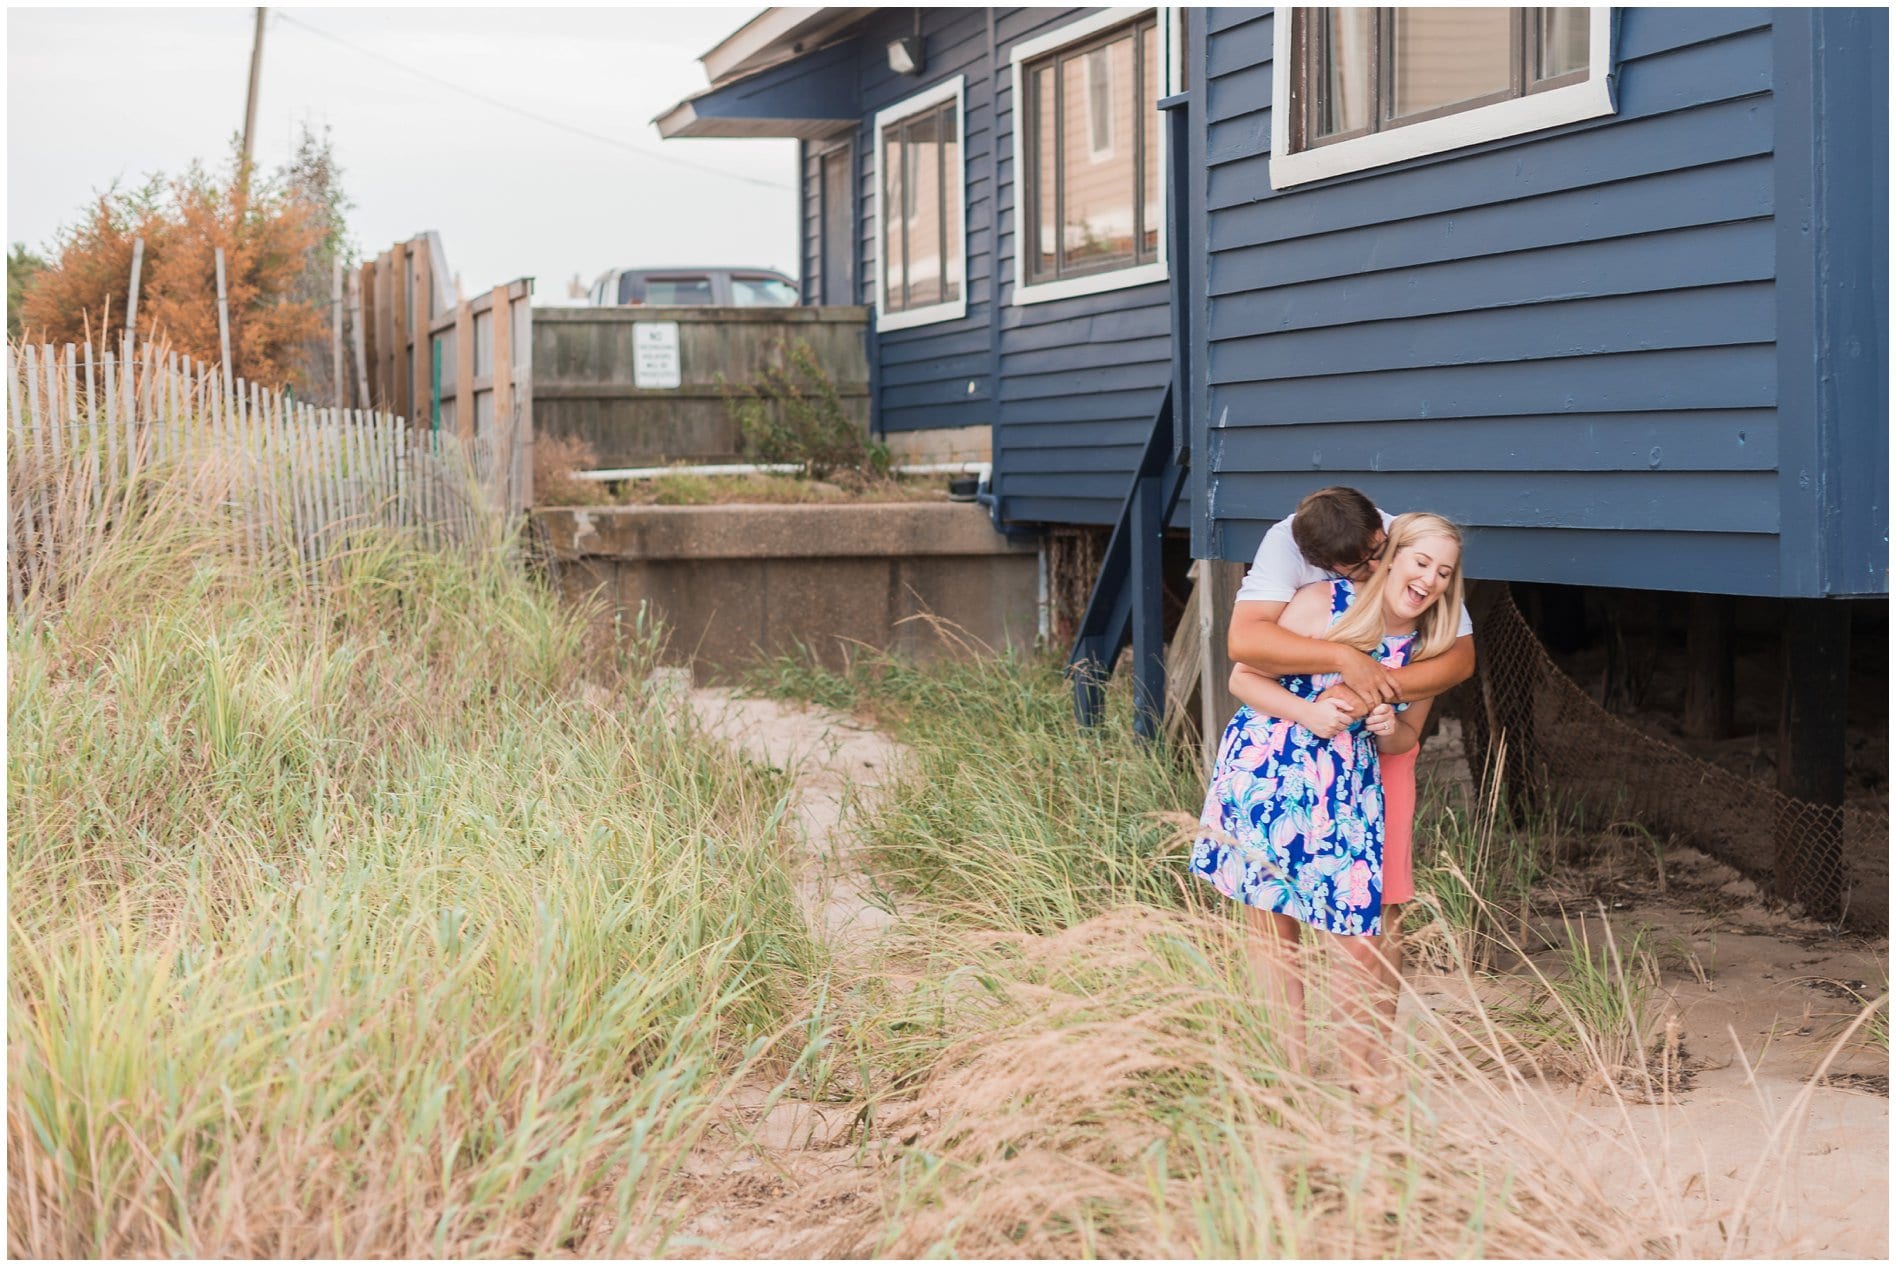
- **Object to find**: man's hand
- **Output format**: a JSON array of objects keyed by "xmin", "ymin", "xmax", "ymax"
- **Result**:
[
  {"xmin": 1313, "ymin": 682, "xmax": 1371, "ymax": 720},
  {"xmin": 1337, "ymin": 647, "xmax": 1401, "ymax": 705},
  {"xmin": 1302, "ymin": 696, "xmax": 1356, "ymax": 740}
]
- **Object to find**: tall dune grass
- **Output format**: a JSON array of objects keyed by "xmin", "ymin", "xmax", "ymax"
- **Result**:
[
  {"xmin": 737, "ymin": 648, "xmax": 1838, "ymax": 1259},
  {"xmin": 8, "ymin": 450, "xmax": 823, "ymax": 1256},
  {"xmin": 746, "ymin": 650, "xmax": 1207, "ymax": 931}
]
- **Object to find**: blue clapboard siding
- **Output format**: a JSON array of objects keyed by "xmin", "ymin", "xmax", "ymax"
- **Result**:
[
  {"xmin": 991, "ymin": 7, "xmax": 1177, "ymax": 527},
  {"xmin": 1190, "ymin": 7, "xmax": 1887, "ymax": 598},
  {"xmin": 783, "ymin": 8, "xmax": 1181, "ymax": 524},
  {"xmin": 798, "ymin": 140, "xmax": 819, "ymax": 299},
  {"xmin": 785, "ymin": 12, "xmax": 998, "ymax": 430},
  {"xmin": 848, "ymin": 9, "xmax": 998, "ymax": 434}
]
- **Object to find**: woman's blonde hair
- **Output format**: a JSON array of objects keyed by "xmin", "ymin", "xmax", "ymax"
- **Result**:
[{"xmin": 1325, "ymin": 512, "xmax": 1466, "ymax": 663}]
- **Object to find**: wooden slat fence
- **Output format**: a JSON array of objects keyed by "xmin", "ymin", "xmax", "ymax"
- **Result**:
[
  {"xmin": 340, "ymin": 233, "xmax": 533, "ymax": 518},
  {"xmin": 7, "ymin": 340, "xmax": 504, "ymax": 608}
]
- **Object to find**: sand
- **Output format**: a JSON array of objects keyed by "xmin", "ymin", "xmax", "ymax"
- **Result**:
[{"xmin": 670, "ymin": 687, "xmax": 1888, "ymax": 1258}]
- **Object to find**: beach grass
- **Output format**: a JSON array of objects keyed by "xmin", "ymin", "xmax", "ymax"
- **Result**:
[
  {"xmin": 8, "ymin": 454, "xmax": 824, "ymax": 1256},
  {"xmin": 733, "ymin": 647, "xmax": 1812, "ymax": 1258}
]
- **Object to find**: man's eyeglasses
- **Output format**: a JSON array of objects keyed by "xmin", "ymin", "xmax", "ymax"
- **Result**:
[{"xmin": 1329, "ymin": 534, "xmax": 1386, "ymax": 580}]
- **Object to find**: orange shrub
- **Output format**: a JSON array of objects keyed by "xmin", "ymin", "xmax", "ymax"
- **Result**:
[{"xmin": 20, "ymin": 151, "xmax": 329, "ymax": 391}]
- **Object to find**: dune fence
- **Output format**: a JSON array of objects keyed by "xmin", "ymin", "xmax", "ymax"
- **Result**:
[{"xmin": 7, "ymin": 341, "xmax": 510, "ymax": 608}]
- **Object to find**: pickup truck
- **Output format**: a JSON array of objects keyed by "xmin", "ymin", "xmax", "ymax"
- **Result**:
[{"xmin": 586, "ymin": 267, "xmax": 799, "ymax": 307}]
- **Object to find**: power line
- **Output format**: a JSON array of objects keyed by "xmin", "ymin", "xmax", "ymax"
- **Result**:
[{"xmin": 272, "ymin": 12, "xmax": 793, "ymax": 192}]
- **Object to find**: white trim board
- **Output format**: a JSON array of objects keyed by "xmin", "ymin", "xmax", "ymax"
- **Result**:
[
  {"xmin": 1269, "ymin": 7, "xmax": 1616, "ymax": 189},
  {"xmin": 871, "ymin": 74, "xmax": 970, "ymax": 333},
  {"xmin": 1008, "ymin": 7, "xmax": 1174, "ymax": 308}
]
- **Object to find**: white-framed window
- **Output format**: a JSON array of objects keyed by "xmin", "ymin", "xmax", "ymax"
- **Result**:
[
  {"xmin": 872, "ymin": 75, "xmax": 967, "ymax": 332},
  {"xmin": 1270, "ymin": 7, "xmax": 1615, "ymax": 189},
  {"xmin": 1010, "ymin": 7, "xmax": 1183, "ymax": 307}
]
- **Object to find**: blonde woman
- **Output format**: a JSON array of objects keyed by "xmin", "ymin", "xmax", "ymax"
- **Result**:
[{"xmin": 1190, "ymin": 513, "xmax": 1466, "ymax": 1084}]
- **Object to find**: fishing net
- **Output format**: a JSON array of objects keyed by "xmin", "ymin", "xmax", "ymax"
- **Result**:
[{"xmin": 1440, "ymin": 583, "xmax": 1886, "ymax": 932}]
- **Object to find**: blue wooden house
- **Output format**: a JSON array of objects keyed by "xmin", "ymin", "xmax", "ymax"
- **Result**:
[
  {"xmin": 660, "ymin": 6, "xmax": 1885, "ymax": 660},
  {"xmin": 660, "ymin": 6, "xmax": 1884, "ymax": 604},
  {"xmin": 660, "ymin": 6, "xmax": 1887, "ymax": 886},
  {"xmin": 660, "ymin": 7, "xmax": 1190, "ymax": 531}
]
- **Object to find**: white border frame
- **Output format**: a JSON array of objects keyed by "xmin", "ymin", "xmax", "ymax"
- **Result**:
[
  {"xmin": 1269, "ymin": 7, "xmax": 1615, "ymax": 189},
  {"xmin": 872, "ymin": 74, "xmax": 969, "ymax": 333},
  {"xmin": 1008, "ymin": 7, "xmax": 1179, "ymax": 307}
]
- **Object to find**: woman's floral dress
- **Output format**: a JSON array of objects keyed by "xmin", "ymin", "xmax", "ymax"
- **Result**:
[{"xmin": 1190, "ymin": 579, "xmax": 1415, "ymax": 937}]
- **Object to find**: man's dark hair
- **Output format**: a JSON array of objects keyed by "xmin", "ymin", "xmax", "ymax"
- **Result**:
[{"xmin": 1291, "ymin": 486, "xmax": 1382, "ymax": 570}]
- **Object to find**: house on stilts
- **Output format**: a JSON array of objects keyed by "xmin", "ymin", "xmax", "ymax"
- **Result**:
[{"xmin": 657, "ymin": 7, "xmax": 1888, "ymax": 925}]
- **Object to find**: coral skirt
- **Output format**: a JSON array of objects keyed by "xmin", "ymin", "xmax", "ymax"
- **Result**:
[{"xmin": 1380, "ymin": 746, "xmax": 1417, "ymax": 906}]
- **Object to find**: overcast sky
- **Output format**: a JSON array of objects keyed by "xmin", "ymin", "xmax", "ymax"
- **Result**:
[{"xmin": 7, "ymin": 6, "xmax": 799, "ymax": 300}]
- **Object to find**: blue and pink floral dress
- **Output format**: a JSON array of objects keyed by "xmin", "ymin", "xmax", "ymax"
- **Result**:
[{"xmin": 1190, "ymin": 579, "xmax": 1415, "ymax": 937}]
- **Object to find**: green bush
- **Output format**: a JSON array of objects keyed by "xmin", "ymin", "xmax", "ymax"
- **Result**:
[{"xmin": 723, "ymin": 338, "xmax": 888, "ymax": 480}]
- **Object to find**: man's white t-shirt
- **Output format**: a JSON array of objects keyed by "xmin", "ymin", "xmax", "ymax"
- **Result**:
[{"xmin": 1235, "ymin": 509, "xmax": 1475, "ymax": 638}]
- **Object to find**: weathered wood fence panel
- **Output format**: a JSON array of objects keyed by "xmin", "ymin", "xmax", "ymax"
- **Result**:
[
  {"xmin": 7, "ymin": 341, "xmax": 504, "ymax": 607},
  {"xmin": 532, "ymin": 306, "xmax": 869, "ymax": 469},
  {"xmin": 339, "ymin": 233, "xmax": 534, "ymax": 517},
  {"xmin": 431, "ymin": 280, "xmax": 534, "ymax": 519}
]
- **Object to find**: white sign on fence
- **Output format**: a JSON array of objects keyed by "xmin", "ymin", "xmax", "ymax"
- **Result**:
[{"xmin": 632, "ymin": 321, "xmax": 681, "ymax": 390}]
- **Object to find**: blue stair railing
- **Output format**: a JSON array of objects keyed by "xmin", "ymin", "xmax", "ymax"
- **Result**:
[
  {"xmin": 1066, "ymin": 383, "xmax": 1187, "ymax": 739},
  {"xmin": 1066, "ymin": 90, "xmax": 1193, "ymax": 742}
]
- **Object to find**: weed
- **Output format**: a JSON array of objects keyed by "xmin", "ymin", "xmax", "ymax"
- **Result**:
[
  {"xmin": 721, "ymin": 338, "xmax": 889, "ymax": 480},
  {"xmin": 530, "ymin": 431, "xmax": 602, "ymax": 506},
  {"xmin": 1492, "ymin": 912, "xmax": 1676, "ymax": 1097}
]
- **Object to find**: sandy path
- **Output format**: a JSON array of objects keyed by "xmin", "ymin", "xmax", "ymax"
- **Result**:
[
  {"xmin": 662, "ymin": 688, "xmax": 907, "ymax": 1254},
  {"xmin": 670, "ymin": 690, "xmax": 1886, "ymax": 1258},
  {"xmin": 684, "ymin": 686, "xmax": 900, "ymax": 948},
  {"xmin": 1524, "ymin": 854, "xmax": 1887, "ymax": 1258}
]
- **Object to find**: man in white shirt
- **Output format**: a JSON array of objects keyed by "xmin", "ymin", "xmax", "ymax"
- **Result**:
[
  {"xmin": 1226, "ymin": 486, "xmax": 1477, "ymax": 1030},
  {"xmin": 1228, "ymin": 486, "xmax": 1475, "ymax": 707}
]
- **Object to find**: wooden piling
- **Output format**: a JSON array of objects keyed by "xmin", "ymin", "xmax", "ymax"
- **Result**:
[{"xmin": 1774, "ymin": 599, "xmax": 1849, "ymax": 919}]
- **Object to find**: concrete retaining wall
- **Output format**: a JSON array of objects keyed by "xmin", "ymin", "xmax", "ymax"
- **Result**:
[{"xmin": 535, "ymin": 503, "xmax": 1041, "ymax": 678}]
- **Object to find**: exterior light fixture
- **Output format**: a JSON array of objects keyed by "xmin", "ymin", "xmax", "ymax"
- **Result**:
[{"xmin": 888, "ymin": 35, "xmax": 924, "ymax": 76}]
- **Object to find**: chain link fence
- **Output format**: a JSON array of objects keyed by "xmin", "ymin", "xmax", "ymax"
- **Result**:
[{"xmin": 1441, "ymin": 582, "xmax": 1886, "ymax": 933}]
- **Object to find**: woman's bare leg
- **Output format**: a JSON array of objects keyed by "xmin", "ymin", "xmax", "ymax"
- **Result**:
[
  {"xmin": 1331, "ymin": 931, "xmax": 1395, "ymax": 1092},
  {"xmin": 1247, "ymin": 907, "xmax": 1308, "ymax": 1076},
  {"xmin": 1375, "ymin": 903, "xmax": 1404, "ymax": 1034}
]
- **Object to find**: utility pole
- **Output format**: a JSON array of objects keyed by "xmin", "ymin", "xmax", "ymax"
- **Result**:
[{"xmin": 240, "ymin": 8, "xmax": 267, "ymax": 179}]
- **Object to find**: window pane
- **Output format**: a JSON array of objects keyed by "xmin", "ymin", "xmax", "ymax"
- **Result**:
[
  {"xmin": 1086, "ymin": 47, "xmax": 1114, "ymax": 157},
  {"xmin": 882, "ymin": 127, "xmax": 905, "ymax": 307},
  {"xmin": 731, "ymin": 277, "xmax": 798, "ymax": 307},
  {"xmin": 1310, "ymin": 8, "xmax": 1372, "ymax": 140},
  {"xmin": 905, "ymin": 110, "xmax": 944, "ymax": 309},
  {"xmin": 1535, "ymin": 8, "xmax": 1589, "ymax": 80},
  {"xmin": 1141, "ymin": 23, "xmax": 1160, "ymax": 259},
  {"xmin": 940, "ymin": 106, "xmax": 962, "ymax": 303},
  {"xmin": 1389, "ymin": 8, "xmax": 1513, "ymax": 120},
  {"xmin": 1033, "ymin": 63, "xmax": 1057, "ymax": 279},
  {"xmin": 645, "ymin": 277, "xmax": 712, "ymax": 305},
  {"xmin": 1062, "ymin": 31, "xmax": 1137, "ymax": 271}
]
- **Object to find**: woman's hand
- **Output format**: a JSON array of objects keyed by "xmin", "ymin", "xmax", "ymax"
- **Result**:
[
  {"xmin": 1364, "ymin": 703, "xmax": 1398, "ymax": 739},
  {"xmin": 1372, "ymin": 698, "xmax": 1429, "ymax": 754},
  {"xmin": 1302, "ymin": 696, "xmax": 1356, "ymax": 740}
]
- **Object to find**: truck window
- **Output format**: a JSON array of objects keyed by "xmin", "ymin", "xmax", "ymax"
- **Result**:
[
  {"xmin": 644, "ymin": 276, "xmax": 714, "ymax": 305},
  {"xmin": 731, "ymin": 276, "xmax": 799, "ymax": 307}
]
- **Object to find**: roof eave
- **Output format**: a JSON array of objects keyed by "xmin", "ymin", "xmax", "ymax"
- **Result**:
[{"xmin": 699, "ymin": 7, "xmax": 873, "ymax": 86}]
